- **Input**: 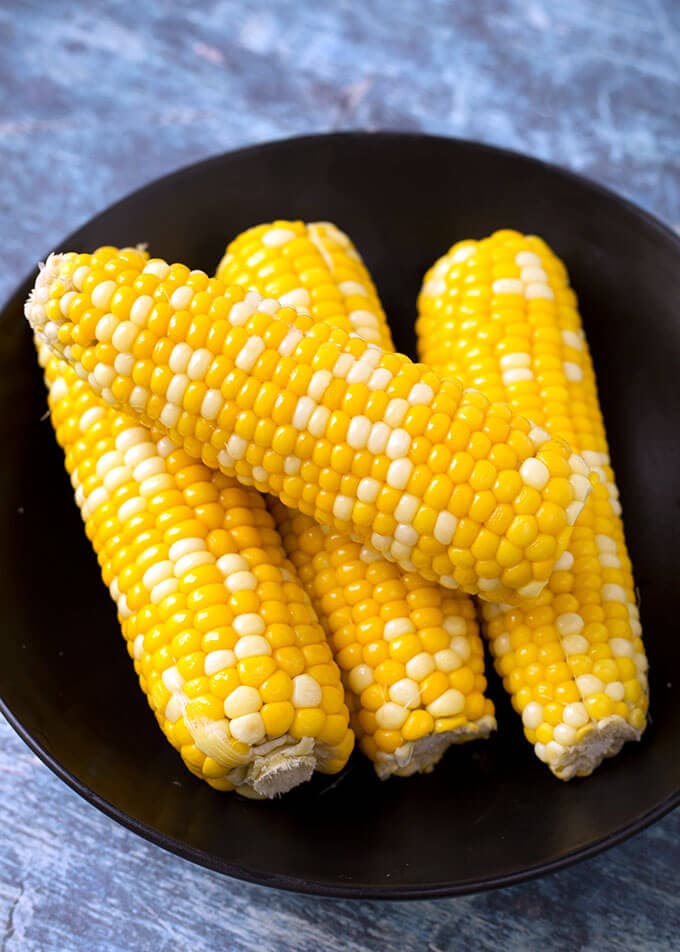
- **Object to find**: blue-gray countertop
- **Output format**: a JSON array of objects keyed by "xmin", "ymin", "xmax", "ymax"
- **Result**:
[{"xmin": 1, "ymin": 1, "xmax": 678, "ymax": 949}]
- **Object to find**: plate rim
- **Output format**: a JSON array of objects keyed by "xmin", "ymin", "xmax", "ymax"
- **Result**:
[{"xmin": 1, "ymin": 129, "xmax": 679, "ymax": 899}]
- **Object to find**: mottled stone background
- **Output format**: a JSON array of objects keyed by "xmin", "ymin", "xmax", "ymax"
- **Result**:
[{"xmin": 1, "ymin": 1, "xmax": 678, "ymax": 950}]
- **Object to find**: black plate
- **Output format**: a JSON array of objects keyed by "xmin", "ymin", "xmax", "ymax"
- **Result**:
[{"xmin": 1, "ymin": 132, "xmax": 678, "ymax": 899}]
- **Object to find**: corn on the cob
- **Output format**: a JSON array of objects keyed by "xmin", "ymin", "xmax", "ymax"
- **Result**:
[
  {"xmin": 39, "ymin": 339, "xmax": 353, "ymax": 797},
  {"xmin": 26, "ymin": 245, "xmax": 591, "ymax": 602},
  {"xmin": 219, "ymin": 221, "xmax": 495, "ymax": 776},
  {"xmin": 417, "ymin": 230, "xmax": 648, "ymax": 778}
]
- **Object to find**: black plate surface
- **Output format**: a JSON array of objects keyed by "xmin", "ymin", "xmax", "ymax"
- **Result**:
[{"xmin": 1, "ymin": 132, "xmax": 678, "ymax": 898}]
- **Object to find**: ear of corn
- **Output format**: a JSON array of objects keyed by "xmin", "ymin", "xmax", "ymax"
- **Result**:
[
  {"xmin": 218, "ymin": 221, "xmax": 495, "ymax": 777},
  {"xmin": 417, "ymin": 230, "xmax": 648, "ymax": 779},
  {"xmin": 38, "ymin": 337, "xmax": 353, "ymax": 797},
  {"xmin": 26, "ymin": 245, "xmax": 591, "ymax": 603}
]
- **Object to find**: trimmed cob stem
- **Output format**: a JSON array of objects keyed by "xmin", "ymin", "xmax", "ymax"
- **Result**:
[
  {"xmin": 26, "ymin": 245, "xmax": 590, "ymax": 603},
  {"xmin": 39, "ymin": 341, "xmax": 353, "ymax": 797},
  {"xmin": 417, "ymin": 230, "xmax": 648, "ymax": 779},
  {"xmin": 218, "ymin": 222, "xmax": 495, "ymax": 777}
]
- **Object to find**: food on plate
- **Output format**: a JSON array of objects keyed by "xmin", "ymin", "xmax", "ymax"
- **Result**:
[
  {"xmin": 25, "ymin": 245, "xmax": 591, "ymax": 602},
  {"xmin": 218, "ymin": 221, "xmax": 495, "ymax": 777},
  {"xmin": 38, "ymin": 338, "xmax": 353, "ymax": 797},
  {"xmin": 417, "ymin": 229, "xmax": 648, "ymax": 778}
]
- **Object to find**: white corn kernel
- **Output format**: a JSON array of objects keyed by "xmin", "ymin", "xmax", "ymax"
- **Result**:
[
  {"xmin": 520, "ymin": 458, "xmax": 550, "ymax": 490},
  {"xmin": 115, "ymin": 426, "xmax": 147, "ymax": 452},
  {"xmin": 95, "ymin": 313, "xmax": 117, "ymax": 342},
  {"xmin": 449, "ymin": 636, "xmax": 472, "ymax": 662},
  {"xmin": 553, "ymin": 551, "xmax": 574, "ymax": 571},
  {"xmin": 262, "ymin": 227, "xmax": 296, "ymax": 247},
  {"xmin": 556, "ymin": 612, "xmax": 584, "ymax": 636},
  {"xmin": 575, "ymin": 674, "xmax": 604, "ymax": 696},
  {"xmin": 232, "ymin": 612, "xmax": 266, "ymax": 637},
  {"xmin": 515, "ymin": 251, "xmax": 541, "ymax": 266},
  {"xmin": 279, "ymin": 288, "xmax": 310, "ymax": 308},
  {"xmin": 338, "ymin": 280, "xmax": 368, "ymax": 297},
  {"xmin": 602, "ymin": 584, "xmax": 628, "ymax": 603},
  {"xmin": 225, "ymin": 571, "xmax": 258, "ymax": 592},
  {"xmin": 522, "ymin": 702, "xmax": 544, "ymax": 729},
  {"xmin": 408, "ymin": 383, "xmax": 434, "ymax": 405},
  {"xmin": 165, "ymin": 694, "xmax": 185, "ymax": 723},
  {"xmin": 394, "ymin": 494, "xmax": 419, "ymax": 523},
  {"xmin": 233, "ymin": 617, "xmax": 268, "ymax": 641},
  {"xmin": 368, "ymin": 368, "xmax": 392, "ymax": 391},
  {"xmin": 427, "ymin": 688, "xmax": 465, "ymax": 718},
  {"xmin": 434, "ymin": 649, "xmax": 461, "ymax": 672},
  {"xmin": 389, "ymin": 678, "xmax": 420, "ymax": 708},
  {"xmin": 605, "ymin": 681, "xmax": 625, "ymax": 701},
  {"xmin": 235, "ymin": 337, "xmax": 265, "ymax": 373},
  {"xmin": 610, "ymin": 638, "xmax": 634, "ymax": 658},
  {"xmin": 395, "ymin": 524, "xmax": 418, "ymax": 546},
  {"xmin": 133, "ymin": 456, "xmax": 166, "ymax": 483},
  {"xmin": 149, "ymin": 578, "xmax": 179, "ymax": 604},
  {"xmin": 186, "ymin": 348, "xmax": 212, "ymax": 380},
  {"xmin": 376, "ymin": 702, "xmax": 408, "ymax": 730},
  {"xmin": 384, "ymin": 398, "xmax": 409, "ymax": 426},
  {"xmin": 563, "ymin": 361, "xmax": 583, "ymax": 382},
  {"xmin": 561, "ymin": 633, "xmax": 589, "ymax": 655},
  {"xmin": 406, "ymin": 652, "xmax": 435, "ymax": 681},
  {"xmin": 170, "ymin": 286, "xmax": 193, "ymax": 309},
  {"xmin": 348, "ymin": 664, "xmax": 374, "ymax": 693},
  {"xmin": 520, "ymin": 266, "xmax": 548, "ymax": 283},
  {"xmin": 332, "ymin": 495, "xmax": 353, "ymax": 521},
  {"xmin": 229, "ymin": 713, "xmax": 266, "ymax": 746},
  {"xmin": 111, "ymin": 321, "xmax": 139, "ymax": 353},
  {"xmin": 204, "ymin": 650, "xmax": 236, "ymax": 676},
  {"xmin": 224, "ymin": 685, "xmax": 262, "ymax": 719},
  {"xmin": 308, "ymin": 406, "xmax": 330, "ymax": 437},
  {"xmin": 142, "ymin": 561, "xmax": 174, "ymax": 591},
  {"xmin": 174, "ymin": 551, "xmax": 213, "ymax": 577},
  {"xmin": 308, "ymin": 369, "xmax": 332, "ymax": 401},
  {"xmin": 561, "ymin": 329, "xmax": 583, "ymax": 350},
  {"xmin": 544, "ymin": 741, "xmax": 566, "ymax": 763},
  {"xmin": 162, "ymin": 666, "xmax": 185, "ymax": 693},
  {"xmin": 130, "ymin": 294, "xmax": 153, "ymax": 325},
  {"xmin": 570, "ymin": 474, "xmax": 591, "ymax": 501},
  {"xmin": 357, "ymin": 477, "xmax": 380, "ymax": 503},
  {"xmin": 367, "ymin": 422, "xmax": 390, "ymax": 454},
  {"xmin": 553, "ymin": 724, "xmax": 577, "ymax": 746},
  {"xmin": 517, "ymin": 581, "xmax": 544, "ymax": 599},
  {"xmin": 499, "ymin": 352, "xmax": 531, "ymax": 370},
  {"xmin": 92, "ymin": 280, "xmax": 117, "ymax": 309},
  {"xmin": 292, "ymin": 674, "xmax": 322, "ymax": 708},
  {"xmin": 434, "ymin": 511, "xmax": 457, "ymax": 545},
  {"xmin": 384, "ymin": 618, "xmax": 415, "ymax": 640},
  {"xmin": 563, "ymin": 702, "xmax": 589, "ymax": 728},
  {"xmin": 347, "ymin": 415, "xmax": 371, "ymax": 449},
  {"xmin": 502, "ymin": 368, "xmax": 533, "ymax": 385},
  {"xmin": 493, "ymin": 278, "xmax": 524, "ymax": 295},
  {"xmin": 525, "ymin": 283, "xmax": 554, "ymax": 300},
  {"xmin": 386, "ymin": 459, "xmax": 413, "ymax": 490}
]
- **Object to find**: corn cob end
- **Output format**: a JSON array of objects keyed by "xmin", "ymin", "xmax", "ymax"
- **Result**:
[
  {"xmin": 373, "ymin": 715, "xmax": 497, "ymax": 779},
  {"xmin": 546, "ymin": 717, "xmax": 642, "ymax": 781}
]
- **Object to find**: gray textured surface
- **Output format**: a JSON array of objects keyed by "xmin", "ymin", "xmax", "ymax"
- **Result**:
[{"xmin": 1, "ymin": 1, "xmax": 679, "ymax": 949}]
